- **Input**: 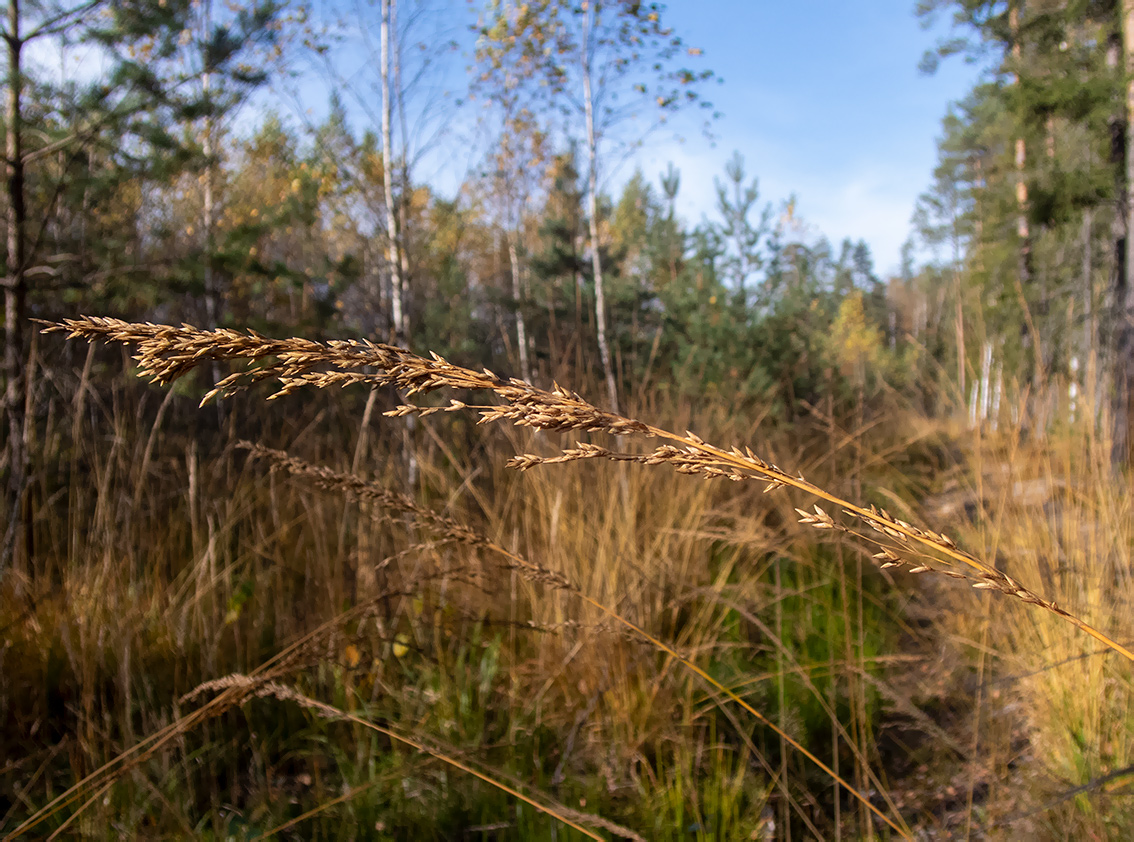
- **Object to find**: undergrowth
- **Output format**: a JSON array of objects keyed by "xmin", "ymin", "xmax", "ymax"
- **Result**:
[{"xmin": 0, "ymin": 317, "xmax": 1130, "ymax": 839}]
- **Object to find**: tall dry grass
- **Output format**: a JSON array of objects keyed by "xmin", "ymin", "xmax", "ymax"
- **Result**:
[
  {"xmin": 42, "ymin": 318, "xmax": 1129, "ymax": 660},
  {"xmin": 0, "ymin": 315, "xmax": 1129, "ymax": 838},
  {"xmin": 918, "ymin": 417, "xmax": 1134, "ymax": 837}
]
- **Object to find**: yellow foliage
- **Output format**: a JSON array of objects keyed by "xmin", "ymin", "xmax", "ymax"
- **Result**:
[
  {"xmin": 392, "ymin": 634, "xmax": 410, "ymax": 659},
  {"xmin": 829, "ymin": 290, "xmax": 884, "ymax": 382}
]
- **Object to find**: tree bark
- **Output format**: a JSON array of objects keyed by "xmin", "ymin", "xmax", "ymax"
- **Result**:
[
  {"xmin": 202, "ymin": 43, "xmax": 216, "ymax": 329},
  {"xmin": 1009, "ymin": 1, "xmax": 1038, "ymax": 398},
  {"xmin": 380, "ymin": 0, "xmax": 417, "ymax": 489},
  {"xmin": 582, "ymin": 2, "xmax": 618, "ymax": 414},
  {"xmin": 1113, "ymin": 2, "xmax": 1134, "ymax": 466},
  {"xmin": 1010, "ymin": 2, "xmax": 1030, "ymax": 267},
  {"xmin": 392, "ymin": 0, "xmax": 412, "ymax": 346},
  {"xmin": 507, "ymin": 235, "xmax": 531, "ymax": 383},
  {"xmin": 381, "ymin": 0, "xmax": 405, "ymax": 348},
  {"xmin": 2, "ymin": 0, "xmax": 27, "ymax": 575},
  {"xmin": 199, "ymin": 0, "xmax": 225, "ymax": 426}
]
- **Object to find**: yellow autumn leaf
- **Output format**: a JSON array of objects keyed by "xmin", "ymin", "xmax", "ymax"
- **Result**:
[{"xmin": 392, "ymin": 634, "xmax": 410, "ymax": 659}]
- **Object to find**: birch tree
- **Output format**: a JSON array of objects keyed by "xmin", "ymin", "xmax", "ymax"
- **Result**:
[
  {"xmin": 474, "ymin": 0, "xmax": 716, "ymax": 413},
  {"xmin": 380, "ymin": 0, "xmax": 405, "ymax": 345},
  {"xmin": 298, "ymin": 0, "xmax": 461, "ymax": 346},
  {"xmin": 472, "ymin": 4, "xmax": 560, "ymax": 383},
  {"xmin": 487, "ymin": 112, "xmax": 548, "ymax": 383}
]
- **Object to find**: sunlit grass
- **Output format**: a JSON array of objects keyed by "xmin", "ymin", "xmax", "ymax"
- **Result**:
[{"xmin": 1, "ymin": 320, "xmax": 1131, "ymax": 839}]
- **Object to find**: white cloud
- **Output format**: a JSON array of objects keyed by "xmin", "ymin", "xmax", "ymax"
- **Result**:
[
  {"xmin": 630, "ymin": 136, "xmax": 918, "ymax": 277},
  {"xmin": 799, "ymin": 171, "xmax": 917, "ymax": 276}
]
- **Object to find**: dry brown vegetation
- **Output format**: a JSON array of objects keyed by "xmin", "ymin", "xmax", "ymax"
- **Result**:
[
  {"xmin": 1, "ymin": 316, "xmax": 1131, "ymax": 839},
  {"xmin": 43, "ymin": 317, "xmax": 1133, "ymax": 660}
]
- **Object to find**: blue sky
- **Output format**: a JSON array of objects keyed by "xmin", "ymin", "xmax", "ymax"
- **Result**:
[
  {"xmin": 280, "ymin": 0, "xmax": 988, "ymax": 278},
  {"xmin": 631, "ymin": 1, "xmax": 989, "ymax": 276}
]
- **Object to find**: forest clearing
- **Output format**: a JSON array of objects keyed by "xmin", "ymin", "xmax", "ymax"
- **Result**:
[{"xmin": 2, "ymin": 1, "xmax": 1134, "ymax": 839}]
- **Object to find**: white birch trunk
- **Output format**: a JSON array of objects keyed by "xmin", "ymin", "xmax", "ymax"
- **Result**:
[
  {"xmin": 381, "ymin": 0, "xmax": 416, "ymax": 488},
  {"xmin": 582, "ymin": 2, "xmax": 619, "ymax": 414},
  {"xmin": 508, "ymin": 236, "xmax": 531, "ymax": 383},
  {"xmin": 381, "ymin": 0, "xmax": 404, "ymax": 347},
  {"xmin": 203, "ymin": 71, "xmax": 215, "ymax": 329},
  {"xmin": 979, "ymin": 340, "xmax": 993, "ymax": 423}
]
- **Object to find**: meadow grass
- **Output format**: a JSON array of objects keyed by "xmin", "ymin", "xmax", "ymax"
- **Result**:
[{"xmin": 0, "ymin": 316, "xmax": 1130, "ymax": 838}]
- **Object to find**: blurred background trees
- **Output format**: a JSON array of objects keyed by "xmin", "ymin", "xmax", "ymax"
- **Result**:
[
  {"xmin": 915, "ymin": 0, "xmax": 1134, "ymax": 458},
  {"xmin": 4, "ymin": 0, "xmax": 1134, "ymax": 545},
  {"xmin": 9, "ymin": 0, "xmax": 1128, "ymax": 447}
]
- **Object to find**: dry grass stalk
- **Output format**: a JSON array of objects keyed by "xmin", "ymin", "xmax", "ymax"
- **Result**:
[
  {"xmin": 9, "ymin": 590, "xmax": 408, "ymax": 837},
  {"xmin": 240, "ymin": 442, "xmax": 488, "ymax": 546},
  {"xmin": 186, "ymin": 674, "xmax": 637, "ymax": 842},
  {"xmin": 238, "ymin": 441, "xmax": 572, "ymax": 590},
  {"xmin": 42, "ymin": 316, "xmax": 1134, "ymax": 666},
  {"xmin": 237, "ymin": 444, "xmax": 912, "ymax": 838}
]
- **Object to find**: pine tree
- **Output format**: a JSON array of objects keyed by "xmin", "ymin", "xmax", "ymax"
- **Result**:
[
  {"xmin": 714, "ymin": 151, "xmax": 771, "ymax": 312},
  {"xmin": 917, "ymin": 0, "xmax": 1134, "ymax": 449}
]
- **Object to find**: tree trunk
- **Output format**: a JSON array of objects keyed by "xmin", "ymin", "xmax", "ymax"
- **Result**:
[
  {"xmin": 199, "ymin": 0, "xmax": 225, "ymax": 426},
  {"xmin": 2, "ymin": 0, "xmax": 27, "ymax": 575},
  {"xmin": 202, "ymin": 67, "xmax": 216, "ymax": 328},
  {"xmin": 1009, "ymin": 1, "xmax": 1037, "ymax": 395},
  {"xmin": 1084, "ymin": 209, "xmax": 1098, "ymax": 425},
  {"xmin": 381, "ymin": 0, "xmax": 416, "ymax": 489},
  {"xmin": 582, "ymin": 2, "xmax": 618, "ymax": 414},
  {"xmin": 955, "ymin": 278, "xmax": 965, "ymax": 399},
  {"xmin": 1015, "ymin": 136, "xmax": 1033, "ymax": 289},
  {"xmin": 1010, "ymin": 2, "xmax": 1030, "ymax": 267},
  {"xmin": 392, "ymin": 0, "xmax": 412, "ymax": 346},
  {"xmin": 1113, "ymin": 2, "xmax": 1134, "ymax": 466},
  {"xmin": 508, "ymin": 235, "xmax": 531, "ymax": 383},
  {"xmin": 381, "ymin": 0, "xmax": 404, "ymax": 348}
]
